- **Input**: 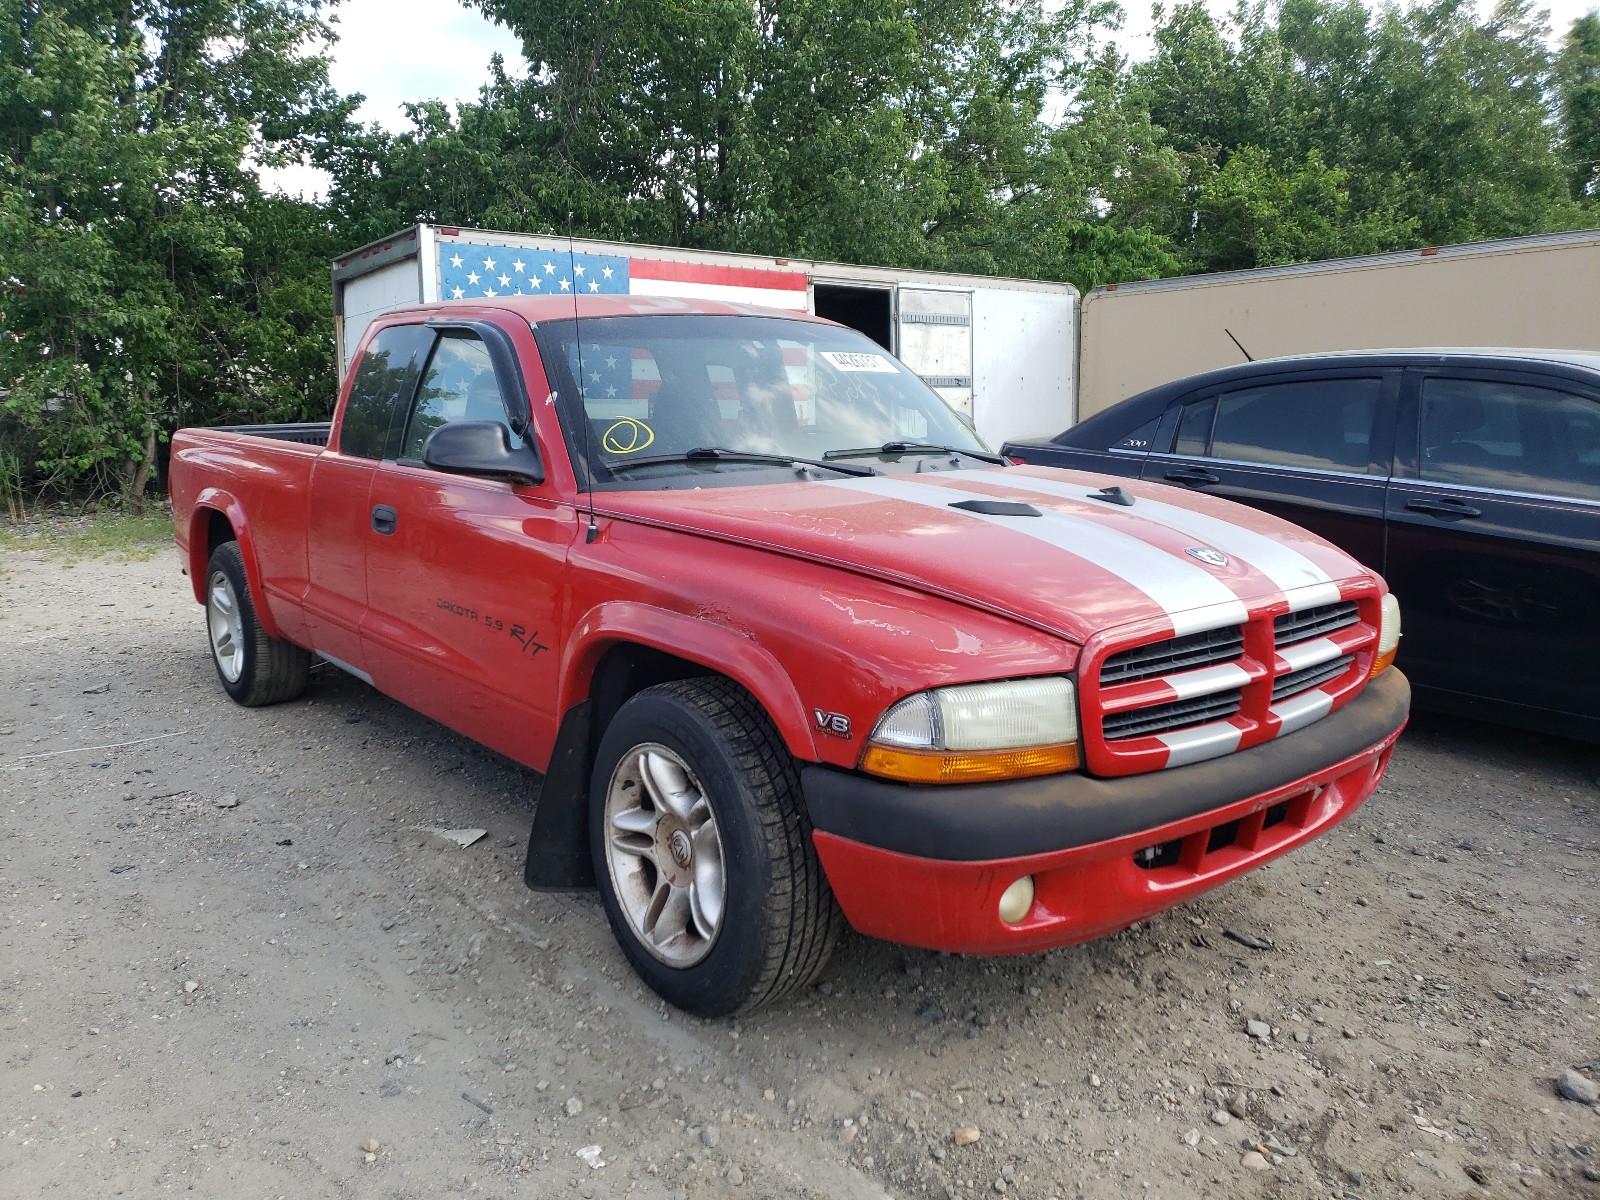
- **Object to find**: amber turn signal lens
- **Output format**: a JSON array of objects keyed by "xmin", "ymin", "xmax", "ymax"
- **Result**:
[
  {"xmin": 860, "ymin": 743, "xmax": 1080, "ymax": 784},
  {"xmin": 1368, "ymin": 646, "xmax": 1397, "ymax": 678}
]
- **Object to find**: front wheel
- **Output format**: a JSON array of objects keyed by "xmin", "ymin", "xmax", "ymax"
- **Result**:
[
  {"xmin": 589, "ymin": 678, "xmax": 841, "ymax": 1016},
  {"xmin": 205, "ymin": 541, "xmax": 310, "ymax": 707}
]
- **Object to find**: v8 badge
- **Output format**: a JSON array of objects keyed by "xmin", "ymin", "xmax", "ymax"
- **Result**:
[{"xmin": 812, "ymin": 708, "xmax": 852, "ymax": 738}]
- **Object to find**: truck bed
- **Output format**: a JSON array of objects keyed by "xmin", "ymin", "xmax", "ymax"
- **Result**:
[
  {"xmin": 168, "ymin": 424, "xmax": 330, "ymax": 651},
  {"xmin": 209, "ymin": 422, "xmax": 332, "ymax": 447}
]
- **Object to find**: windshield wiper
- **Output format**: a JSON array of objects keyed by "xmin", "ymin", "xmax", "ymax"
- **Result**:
[
  {"xmin": 824, "ymin": 441, "xmax": 1009, "ymax": 465},
  {"xmin": 606, "ymin": 447, "xmax": 877, "ymax": 478}
]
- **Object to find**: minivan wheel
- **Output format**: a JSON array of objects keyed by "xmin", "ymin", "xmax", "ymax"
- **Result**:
[{"xmin": 589, "ymin": 678, "xmax": 841, "ymax": 1016}]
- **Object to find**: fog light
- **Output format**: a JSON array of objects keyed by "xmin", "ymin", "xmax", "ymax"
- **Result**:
[{"xmin": 998, "ymin": 876, "xmax": 1035, "ymax": 925}]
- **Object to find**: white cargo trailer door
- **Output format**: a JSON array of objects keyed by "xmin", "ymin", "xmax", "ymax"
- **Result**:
[
  {"xmin": 896, "ymin": 289, "xmax": 973, "ymax": 417},
  {"xmin": 970, "ymin": 287, "xmax": 1075, "ymax": 446},
  {"xmin": 340, "ymin": 259, "xmax": 423, "ymax": 374}
]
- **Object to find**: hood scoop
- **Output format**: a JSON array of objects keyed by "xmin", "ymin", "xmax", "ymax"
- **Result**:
[{"xmin": 947, "ymin": 499, "xmax": 1042, "ymax": 518}]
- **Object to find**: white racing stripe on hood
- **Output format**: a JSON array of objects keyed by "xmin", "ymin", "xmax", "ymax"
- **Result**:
[
  {"xmin": 822, "ymin": 476, "xmax": 1248, "ymax": 635},
  {"xmin": 998, "ymin": 474, "xmax": 1342, "ymax": 611}
]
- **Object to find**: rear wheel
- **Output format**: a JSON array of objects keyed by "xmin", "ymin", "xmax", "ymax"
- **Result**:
[
  {"xmin": 205, "ymin": 541, "xmax": 310, "ymax": 706},
  {"xmin": 590, "ymin": 678, "xmax": 841, "ymax": 1016}
]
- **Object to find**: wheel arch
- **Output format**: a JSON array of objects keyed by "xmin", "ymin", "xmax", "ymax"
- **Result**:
[
  {"xmin": 559, "ymin": 603, "xmax": 820, "ymax": 762},
  {"xmin": 186, "ymin": 492, "xmax": 285, "ymax": 641},
  {"xmin": 524, "ymin": 606, "xmax": 820, "ymax": 891}
]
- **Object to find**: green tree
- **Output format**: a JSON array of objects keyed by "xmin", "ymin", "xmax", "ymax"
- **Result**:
[
  {"xmin": 1124, "ymin": 0, "xmax": 1592, "ymax": 273},
  {"xmin": 332, "ymin": 0, "xmax": 1153, "ymax": 286},
  {"xmin": 0, "ymin": 1, "xmax": 354, "ymax": 504},
  {"xmin": 1192, "ymin": 146, "xmax": 1415, "ymax": 269},
  {"xmin": 1556, "ymin": 11, "xmax": 1600, "ymax": 198},
  {"xmin": 985, "ymin": 47, "xmax": 1185, "ymax": 287}
]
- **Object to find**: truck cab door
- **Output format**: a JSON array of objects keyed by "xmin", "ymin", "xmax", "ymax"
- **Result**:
[
  {"xmin": 360, "ymin": 321, "xmax": 574, "ymax": 771},
  {"xmin": 304, "ymin": 323, "xmax": 432, "ymax": 676}
]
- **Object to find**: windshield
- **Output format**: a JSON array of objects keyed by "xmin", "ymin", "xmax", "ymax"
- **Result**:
[{"xmin": 534, "ymin": 314, "xmax": 989, "ymax": 485}]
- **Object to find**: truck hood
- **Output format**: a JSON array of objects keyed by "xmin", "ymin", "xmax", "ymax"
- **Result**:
[{"xmin": 595, "ymin": 465, "xmax": 1366, "ymax": 644}]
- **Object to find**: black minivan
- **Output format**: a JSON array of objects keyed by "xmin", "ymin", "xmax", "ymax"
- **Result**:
[{"xmin": 1004, "ymin": 350, "xmax": 1600, "ymax": 741}]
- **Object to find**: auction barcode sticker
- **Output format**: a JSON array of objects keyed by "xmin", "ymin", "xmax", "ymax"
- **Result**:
[{"xmin": 821, "ymin": 351, "xmax": 898, "ymax": 373}]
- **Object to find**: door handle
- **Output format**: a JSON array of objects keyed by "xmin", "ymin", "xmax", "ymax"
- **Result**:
[
  {"xmin": 1404, "ymin": 496, "xmax": 1482, "ymax": 519},
  {"xmin": 1164, "ymin": 468, "xmax": 1221, "ymax": 485},
  {"xmin": 371, "ymin": 504, "xmax": 398, "ymax": 535}
]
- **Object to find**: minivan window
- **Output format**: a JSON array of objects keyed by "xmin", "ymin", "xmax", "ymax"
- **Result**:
[{"xmin": 1421, "ymin": 377, "xmax": 1600, "ymax": 502}]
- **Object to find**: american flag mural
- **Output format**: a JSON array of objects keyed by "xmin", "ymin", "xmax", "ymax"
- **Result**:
[
  {"xmin": 437, "ymin": 242, "xmax": 809, "ymax": 309},
  {"xmin": 566, "ymin": 338, "xmax": 815, "ymax": 427},
  {"xmin": 571, "ymin": 346, "xmax": 661, "ymax": 415}
]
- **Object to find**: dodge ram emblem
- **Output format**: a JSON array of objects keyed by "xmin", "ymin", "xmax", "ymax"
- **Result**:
[{"xmin": 1185, "ymin": 546, "xmax": 1229, "ymax": 567}]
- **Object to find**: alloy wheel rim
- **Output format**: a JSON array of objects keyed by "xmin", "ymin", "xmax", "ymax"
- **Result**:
[
  {"xmin": 207, "ymin": 570, "xmax": 246, "ymax": 683},
  {"xmin": 603, "ymin": 742, "xmax": 725, "ymax": 968}
]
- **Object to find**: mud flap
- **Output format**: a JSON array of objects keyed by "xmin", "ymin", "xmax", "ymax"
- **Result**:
[{"xmin": 523, "ymin": 700, "xmax": 597, "ymax": 891}]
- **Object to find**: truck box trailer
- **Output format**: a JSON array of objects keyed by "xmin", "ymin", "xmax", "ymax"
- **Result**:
[
  {"xmin": 332, "ymin": 224, "xmax": 1078, "ymax": 449},
  {"xmin": 1077, "ymin": 228, "xmax": 1600, "ymax": 419}
]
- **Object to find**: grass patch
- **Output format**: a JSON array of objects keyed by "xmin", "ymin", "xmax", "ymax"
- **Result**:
[{"xmin": 0, "ymin": 512, "xmax": 175, "ymax": 560}]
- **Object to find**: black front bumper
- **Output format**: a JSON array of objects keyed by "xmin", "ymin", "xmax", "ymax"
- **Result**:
[{"xmin": 802, "ymin": 669, "xmax": 1410, "ymax": 862}]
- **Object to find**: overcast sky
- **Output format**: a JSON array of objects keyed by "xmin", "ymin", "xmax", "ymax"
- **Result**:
[
  {"xmin": 325, "ymin": 0, "xmax": 523, "ymax": 133},
  {"xmin": 264, "ymin": 0, "xmax": 1600, "ymax": 196}
]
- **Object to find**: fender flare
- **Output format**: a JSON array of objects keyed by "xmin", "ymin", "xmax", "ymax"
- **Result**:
[
  {"xmin": 526, "ymin": 603, "xmax": 822, "ymax": 891},
  {"xmin": 186, "ymin": 490, "xmax": 287, "ymax": 642},
  {"xmin": 560, "ymin": 600, "xmax": 821, "ymax": 761}
]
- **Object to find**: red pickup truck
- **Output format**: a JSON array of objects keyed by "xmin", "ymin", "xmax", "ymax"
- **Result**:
[{"xmin": 169, "ymin": 296, "xmax": 1409, "ymax": 1015}]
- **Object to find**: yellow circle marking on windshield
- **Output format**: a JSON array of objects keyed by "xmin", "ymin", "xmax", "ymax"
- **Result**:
[{"xmin": 602, "ymin": 418, "xmax": 655, "ymax": 454}]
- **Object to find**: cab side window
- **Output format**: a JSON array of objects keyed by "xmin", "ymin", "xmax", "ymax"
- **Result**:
[
  {"xmin": 1171, "ymin": 378, "xmax": 1380, "ymax": 472},
  {"xmin": 401, "ymin": 332, "xmax": 515, "ymax": 461},
  {"xmin": 1421, "ymin": 377, "xmax": 1600, "ymax": 502},
  {"xmin": 340, "ymin": 325, "xmax": 434, "ymax": 459}
]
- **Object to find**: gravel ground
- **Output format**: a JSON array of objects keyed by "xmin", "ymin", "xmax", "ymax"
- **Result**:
[{"xmin": 3, "ymin": 545, "xmax": 1598, "ymax": 1199}]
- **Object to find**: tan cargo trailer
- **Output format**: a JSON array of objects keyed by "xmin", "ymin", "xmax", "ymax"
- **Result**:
[{"xmin": 1077, "ymin": 229, "xmax": 1600, "ymax": 419}]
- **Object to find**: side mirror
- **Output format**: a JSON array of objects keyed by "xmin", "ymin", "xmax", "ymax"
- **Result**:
[
  {"xmin": 422, "ymin": 421, "xmax": 544, "ymax": 486},
  {"xmin": 954, "ymin": 410, "xmax": 978, "ymax": 434}
]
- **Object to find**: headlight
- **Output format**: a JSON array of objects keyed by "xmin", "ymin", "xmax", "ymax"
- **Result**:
[
  {"xmin": 1370, "ymin": 592, "xmax": 1401, "ymax": 677},
  {"xmin": 861, "ymin": 677, "xmax": 1080, "ymax": 784}
]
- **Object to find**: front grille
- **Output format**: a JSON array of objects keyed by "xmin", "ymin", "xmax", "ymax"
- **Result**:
[
  {"xmin": 1088, "ymin": 592, "xmax": 1379, "ymax": 773},
  {"xmin": 1099, "ymin": 625, "xmax": 1243, "ymax": 685},
  {"xmin": 1272, "ymin": 654, "xmax": 1354, "ymax": 701},
  {"xmin": 1274, "ymin": 601, "xmax": 1358, "ymax": 646},
  {"xmin": 1102, "ymin": 690, "xmax": 1243, "ymax": 739}
]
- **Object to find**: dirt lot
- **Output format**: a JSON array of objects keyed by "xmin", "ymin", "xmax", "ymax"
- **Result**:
[{"xmin": 3, "ymin": 542, "xmax": 1599, "ymax": 1199}]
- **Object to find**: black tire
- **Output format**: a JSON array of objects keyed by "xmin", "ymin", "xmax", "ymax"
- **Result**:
[
  {"xmin": 203, "ymin": 541, "xmax": 310, "ymax": 707},
  {"xmin": 589, "ymin": 678, "xmax": 842, "ymax": 1016}
]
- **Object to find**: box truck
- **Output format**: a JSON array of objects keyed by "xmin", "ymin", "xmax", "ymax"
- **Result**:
[{"xmin": 332, "ymin": 224, "xmax": 1078, "ymax": 449}]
